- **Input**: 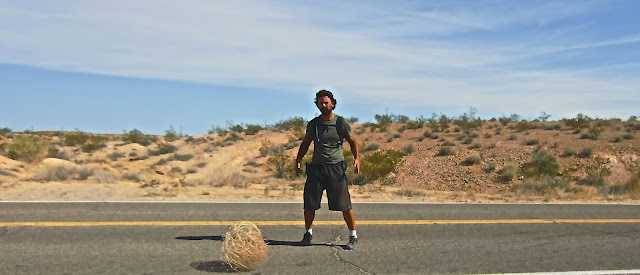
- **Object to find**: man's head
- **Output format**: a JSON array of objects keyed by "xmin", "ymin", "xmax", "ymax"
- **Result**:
[{"xmin": 315, "ymin": 90, "xmax": 336, "ymax": 115}]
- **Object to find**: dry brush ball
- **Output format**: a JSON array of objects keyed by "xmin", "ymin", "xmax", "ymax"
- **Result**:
[{"xmin": 221, "ymin": 221, "xmax": 268, "ymax": 271}]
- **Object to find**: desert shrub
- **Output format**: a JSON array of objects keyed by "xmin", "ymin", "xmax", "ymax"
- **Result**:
[
  {"xmin": 514, "ymin": 121, "xmax": 531, "ymax": 132},
  {"xmin": 441, "ymin": 140, "xmax": 455, "ymax": 146},
  {"xmin": 266, "ymin": 152, "xmax": 294, "ymax": 179},
  {"xmin": 0, "ymin": 142, "xmax": 7, "ymax": 156},
  {"xmin": 406, "ymin": 119, "xmax": 424, "ymax": 130},
  {"xmin": 522, "ymin": 149, "xmax": 559, "ymax": 178},
  {"xmin": 512, "ymin": 176, "xmax": 570, "ymax": 197},
  {"xmin": 484, "ymin": 133, "xmax": 492, "ymax": 138},
  {"xmin": 523, "ymin": 138, "xmax": 539, "ymax": 146},
  {"xmin": 33, "ymin": 165, "xmax": 95, "ymax": 181},
  {"xmin": 612, "ymin": 136, "xmax": 623, "ymax": 143},
  {"xmin": 224, "ymin": 133, "xmax": 243, "ymax": 142},
  {"xmin": 123, "ymin": 129, "xmax": 157, "ymax": 146},
  {"xmin": 499, "ymin": 162, "xmax": 519, "ymax": 182},
  {"xmin": 7, "ymin": 135, "xmax": 50, "ymax": 163},
  {"xmin": 484, "ymin": 161, "xmax": 497, "ymax": 173},
  {"xmin": 374, "ymin": 114, "xmax": 393, "ymax": 128},
  {"xmin": 462, "ymin": 137, "xmax": 473, "ymax": 145},
  {"xmin": 164, "ymin": 126, "xmax": 181, "ymax": 142},
  {"xmin": 623, "ymin": 171, "xmax": 640, "ymax": 194},
  {"xmin": 563, "ymin": 148, "xmax": 577, "ymax": 157},
  {"xmin": 64, "ymin": 132, "xmax": 90, "ymax": 146},
  {"xmin": 363, "ymin": 142, "xmax": 380, "ymax": 152},
  {"xmin": 578, "ymin": 157, "xmax": 611, "ymax": 187},
  {"xmin": 81, "ymin": 136, "xmax": 107, "ymax": 153},
  {"xmin": 170, "ymin": 166, "xmax": 182, "ymax": 173},
  {"xmin": 122, "ymin": 170, "xmax": 153, "ymax": 182},
  {"xmin": 436, "ymin": 146, "xmax": 454, "ymax": 156},
  {"xmin": 563, "ymin": 113, "xmax": 592, "ymax": 129},
  {"xmin": 401, "ymin": 145, "xmax": 415, "ymax": 155},
  {"xmin": 507, "ymin": 134, "xmax": 517, "ymax": 141},
  {"xmin": 623, "ymin": 133, "xmax": 635, "ymax": 140},
  {"xmin": 488, "ymin": 143, "xmax": 497, "ymax": 149},
  {"xmin": 93, "ymin": 169, "xmax": 118, "ymax": 183},
  {"xmin": 469, "ymin": 131, "xmax": 480, "ymax": 138},
  {"xmin": 109, "ymin": 152, "xmax": 125, "ymax": 161},
  {"xmin": 351, "ymin": 149, "xmax": 404, "ymax": 185},
  {"xmin": 462, "ymin": 154, "xmax": 482, "ymax": 166},
  {"xmin": 244, "ymin": 124, "xmax": 264, "ymax": 135},
  {"xmin": 578, "ymin": 147, "xmax": 594, "ymax": 158},
  {"xmin": 455, "ymin": 134, "xmax": 465, "ymax": 141},
  {"xmin": 395, "ymin": 189, "xmax": 425, "ymax": 197},
  {"xmin": 0, "ymin": 127, "xmax": 11, "ymax": 136},
  {"xmin": 149, "ymin": 143, "xmax": 178, "ymax": 156},
  {"xmin": 173, "ymin": 153, "xmax": 194, "ymax": 161},
  {"xmin": 468, "ymin": 142, "xmax": 482, "ymax": 149},
  {"xmin": 47, "ymin": 146, "xmax": 68, "ymax": 159},
  {"xmin": 580, "ymin": 127, "xmax": 604, "ymax": 140}
]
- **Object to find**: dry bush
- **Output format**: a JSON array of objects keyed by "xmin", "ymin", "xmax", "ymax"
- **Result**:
[
  {"xmin": 8, "ymin": 135, "xmax": 49, "ymax": 163},
  {"xmin": 93, "ymin": 169, "xmax": 118, "ymax": 183},
  {"xmin": 183, "ymin": 170, "xmax": 219, "ymax": 186},
  {"xmin": 499, "ymin": 162, "xmax": 519, "ymax": 182},
  {"xmin": 221, "ymin": 221, "xmax": 268, "ymax": 271},
  {"xmin": 462, "ymin": 154, "xmax": 482, "ymax": 166},
  {"xmin": 33, "ymin": 165, "xmax": 94, "ymax": 181}
]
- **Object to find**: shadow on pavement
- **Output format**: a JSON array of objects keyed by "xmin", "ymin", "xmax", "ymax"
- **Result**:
[
  {"xmin": 190, "ymin": 260, "xmax": 235, "ymax": 273},
  {"xmin": 175, "ymin": 235, "xmax": 333, "ymax": 247}
]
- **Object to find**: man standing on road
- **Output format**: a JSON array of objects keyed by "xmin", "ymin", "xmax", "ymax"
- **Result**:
[{"xmin": 295, "ymin": 89, "xmax": 361, "ymax": 250}]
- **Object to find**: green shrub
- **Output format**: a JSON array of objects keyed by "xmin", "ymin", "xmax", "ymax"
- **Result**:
[
  {"xmin": 462, "ymin": 137, "xmax": 473, "ymax": 144},
  {"xmin": 623, "ymin": 133, "xmax": 635, "ymax": 140},
  {"xmin": 109, "ymin": 152, "xmax": 125, "ymax": 161},
  {"xmin": 507, "ymin": 134, "xmax": 517, "ymax": 141},
  {"xmin": 436, "ymin": 146, "xmax": 454, "ymax": 156},
  {"xmin": 578, "ymin": 157, "xmax": 611, "ymax": 187},
  {"xmin": 441, "ymin": 140, "xmax": 455, "ymax": 146},
  {"xmin": 123, "ymin": 129, "xmax": 157, "ymax": 146},
  {"xmin": 244, "ymin": 124, "xmax": 264, "ymax": 135},
  {"xmin": 580, "ymin": 127, "xmax": 604, "ymax": 140},
  {"xmin": 149, "ymin": 143, "xmax": 178, "ymax": 156},
  {"xmin": 164, "ymin": 126, "xmax": 180, "ymax": 142},
  {"xmin": 0, "ymin": 127, "xmax": 11, "ymax": 136},
  {"xmin": 401, "ymin": 145, "xmax": 415, "ymax": 155},
  {"xmin": 267, "ymin": 152, "xmax": 294, "ymax": 179},
  {"xmin": 468, "ymin": 142, "xmax": 482, "ymax": 149},
  {"xmin": 623, "ymin": 171, "xmax": 640, "ymax": 194},
  {"xmin": 7, "ymin": 135, "xmax": 50, "ymax": 163},
  {"xmin": 462, "ymin": 154, "xmax": 482, "ymax": 166},
  {"xmin": 563, "ymin": 148, "xmax": 577, "ymax": 157},
  {"xmin": 363, "ymin": 142, "xmax": 380, "ymax": 152},
  {"xmin": 522, "ymin": 149, "xmax": 559, "ymax": 178},
  {"xmin": 578, "ymin": 148, "xmax": 594, "ymax": 158},
  {"xmin": 523, "ymin": 138, "xmax": 539, "ymax": 146},
  {"xmin": 352, "ymin": 149, "xmax": 404, "ymax": 185},
  {"xmin": 64, "ymin": 132, "xmax": 90, "ymax": 146},
  {"xmin": 499, "ymin": 162, "xmax": 519, "ymax": 182}
]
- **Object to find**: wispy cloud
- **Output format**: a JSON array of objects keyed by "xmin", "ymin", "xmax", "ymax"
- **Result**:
[{"xmin": 1, "ymin": 0, "xmax": 638, "ymax": 120}]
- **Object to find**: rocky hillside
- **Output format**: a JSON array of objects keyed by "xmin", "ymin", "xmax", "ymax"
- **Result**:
[{"xmin": 1, "ymin": 116, "xmax": 639, "ymax": 202}]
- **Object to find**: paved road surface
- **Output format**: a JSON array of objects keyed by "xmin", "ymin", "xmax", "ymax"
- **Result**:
[{"xmin": 1, "ymin": 202, "xmax": 639, "ymax": 274}]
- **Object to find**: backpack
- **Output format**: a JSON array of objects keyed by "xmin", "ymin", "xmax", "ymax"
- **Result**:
[{"xmin": 314, "ymin": 115, "xmax": 346, "ymax": 146}]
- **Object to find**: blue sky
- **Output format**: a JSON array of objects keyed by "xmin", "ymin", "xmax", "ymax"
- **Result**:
[{"xmin": 1, "ymin": 0, "xmax": 639, "ymax": 135}]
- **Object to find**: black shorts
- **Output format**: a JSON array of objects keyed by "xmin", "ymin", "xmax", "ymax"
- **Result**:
[{"xmin": 304, "ymin": 161, "xmax": 352, "ymax": 211}]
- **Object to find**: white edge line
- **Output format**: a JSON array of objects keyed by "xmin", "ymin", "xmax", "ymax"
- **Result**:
[
  {"xmin": 1, "ymin": 201, "xmax": 640, "ymax": 205},
  {"xmin": 478, "ymin": 269, "xmax": 640, "ymax": 275}
]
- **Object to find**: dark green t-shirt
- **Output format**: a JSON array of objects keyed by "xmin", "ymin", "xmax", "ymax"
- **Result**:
[{"xmin": 305, "ymin": 115, "xmax": 352, "ymax": 165}]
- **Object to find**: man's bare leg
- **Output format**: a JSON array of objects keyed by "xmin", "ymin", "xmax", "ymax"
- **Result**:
[
  {"xmin": 304, "ymin": 209, "xmax": 316, "ymax": 230},
  {"xmin": 342, "ymin": 209, "xmax": 356, "ymax": 230}
]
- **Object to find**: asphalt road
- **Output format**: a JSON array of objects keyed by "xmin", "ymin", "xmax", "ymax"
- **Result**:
[{"xmin": 1, "ymin": 202, "xmax": 640, "ymax": 274}]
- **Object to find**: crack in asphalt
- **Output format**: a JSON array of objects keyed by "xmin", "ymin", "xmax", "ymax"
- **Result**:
[
  {"xmin": 331, "ymin": 233, "xmax": 373, "ymax": 275},
  {"xmin": 0, "ymin": 227, "xmax": 8, "ymax": 238}
]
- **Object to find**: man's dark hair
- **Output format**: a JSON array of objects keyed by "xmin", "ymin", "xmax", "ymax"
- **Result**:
[{"xmin": 315, "ymin": 89, "xmax": 337, "ymax": 110}]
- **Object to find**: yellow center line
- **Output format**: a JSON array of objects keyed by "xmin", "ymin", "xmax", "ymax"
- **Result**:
[{"xmin": 1, "ymin": 219, "xmax": 640, "ymax": 227}]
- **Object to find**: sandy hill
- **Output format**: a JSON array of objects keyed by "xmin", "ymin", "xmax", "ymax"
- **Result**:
[{"xmin": 0, "ymin": 118, "xmax": 639, "ymax": 202}]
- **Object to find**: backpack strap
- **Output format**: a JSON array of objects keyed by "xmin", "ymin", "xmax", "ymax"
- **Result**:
[{"xmin": 314, "ymin": 115, "xmax": 345, "ymax": 146}]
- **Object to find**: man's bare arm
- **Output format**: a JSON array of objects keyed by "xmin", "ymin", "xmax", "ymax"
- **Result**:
[
  {"xmin": 296, "ymin": 137, "xmax": 313, "ymax": 176},
  {"xmin": 345, "ymin": 135, "xmax": 360, "ymax": 174}
]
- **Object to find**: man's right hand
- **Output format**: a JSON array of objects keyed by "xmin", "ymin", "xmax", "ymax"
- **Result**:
[{"xmin": 296, "ymin": 162, "xmax": 303, "ymax": 176}]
